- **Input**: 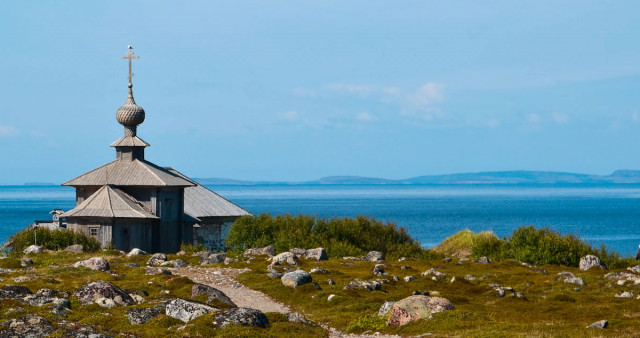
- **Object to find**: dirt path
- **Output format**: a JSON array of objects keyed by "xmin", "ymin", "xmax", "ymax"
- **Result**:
[{"xmin": 172, "ymin": 267, "xmax": 401, "ymax": 338}]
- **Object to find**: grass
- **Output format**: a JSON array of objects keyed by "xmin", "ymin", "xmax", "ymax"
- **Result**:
[
  {"xmin": 431, "ymin": 229, "xmax": 499, "ymax": 258},
  {"xmin": 6, "ymin": 227, "xmax": 101, "ymax": 255}
]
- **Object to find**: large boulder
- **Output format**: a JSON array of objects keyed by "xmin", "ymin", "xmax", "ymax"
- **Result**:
[
  {"xmin": 271, "ymin": 252, "xmax": 299, "ymax": 266},
  {"xmin": 64, "ymin": 244, "xmax": 83, "ymax": 253},
  {"xmin": 362, "ymin": 251, "xmax": 385, "ymax": 262},
  {"xmin": 144, "ymin": 267, "xmax": 172, "ymax": 275},
  {"xmin": 579, "ymin": 255, "xmax": 606, "ymax": 271},
  {"xmin": 212, "ymin": 307, "xmax": 269, "ymax": 328},
  {"xmin": 126, "ymin": 307, "xmax": 162, "ymax": 324},
  {"xmin": 165, "ymin": 298, "xmax": 218, "ymax": 323},
  {"xmin": 281, "ymin": 270, "xmax": 312, "ymax": 288},
  {"xmin": 305, "ymin": 248, "xmax": 328, "ymax": 261},
  {"xmin": 127, "ymin": 248, "xmax": 147, "ymax": 256},
  {"xmin": 0, "ymin": 315, "xmax": 56, "ymax": 337},
  {"xmin": 161, "ymin": 259, "xmax": 189, "ymax": 268},
  {"xmin": 192, "ymin": 284, "xmax": 236, "ymax": 308},
  {"xmin": 343, "ymin": 280, "xmax": 381, "ymax": 291},
  {"xmin": 23, "ymin": 245, "xmax": 43, "ymax": 254},
  {"xmin": 73, "ymin": 257, "xmax": 110, "ymax": 272},
  {"xmin": 73, "ymin": 280, "xmax": 134, "ymax": 306},
  {"xmin": 244, "ymin": 245, "xmax": 276, "ymax": 257},
  {"xmin": 387, "ymin": 295, "xmax": 455, "ymax": 326},
  {"xmin": 0, "ymin": 285, "xmax": 33, "ymax": 299},
  {"xmin": 200, "ymin": 252, "xmax": 226, "ymax": 265},
  {"xmin": 147, "ymin": 253, "xmax": 167, "ymax": 266}
]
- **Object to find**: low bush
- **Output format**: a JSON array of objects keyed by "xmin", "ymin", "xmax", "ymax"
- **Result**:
[
  {"xmin": 226, "ymin": 213, "xmax": 439, "ymax": 259},
  {"xmin": 7, "ymin": 227, "xmax": 101, "ymax": 255},
  {"xmin": 432, "ymin": 229, "xmax": 499, "ymax": 258}
]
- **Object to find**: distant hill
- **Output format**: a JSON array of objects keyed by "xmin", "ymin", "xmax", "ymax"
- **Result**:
[{"xmin": 194, "ymin": 170, "xmax": 640, "ymax": 186}]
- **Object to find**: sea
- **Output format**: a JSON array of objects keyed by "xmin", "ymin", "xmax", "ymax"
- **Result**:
[{"xmin": 2, "ymin": 184, "xmax": 640, "ymax": 257}]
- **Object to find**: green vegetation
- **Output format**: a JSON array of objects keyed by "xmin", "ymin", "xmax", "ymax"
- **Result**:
[
  {"xmin": 6, "ymin": 227, "xmax": 101, "ymax": 255},
  {"xmin": 180, "ymin": 243, "xmax": 206, "ymax": 253},
  {"xmin": 431, "ymin": 229, "xmax": 499, "ymax": 258},
  {"xmin": 226, "ymin": 213, "xmax": 439, "ymax": 259}
]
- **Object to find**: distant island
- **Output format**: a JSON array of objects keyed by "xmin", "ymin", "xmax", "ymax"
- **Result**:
[{"xmin": 194, "ymin": 170, "xmax": 640, "ymax": 186}]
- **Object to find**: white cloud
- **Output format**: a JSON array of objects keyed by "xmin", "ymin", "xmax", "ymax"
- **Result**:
[
  {"xmin": 356, "ymin": 112, "xmax": 378, "ymax": 122},
  {"xmin": 278, "ymin": 110, "xmax": 299, "ymax": 121},
  {"xmin": 0, "ymin": 125, "xmax": 17, "ymax": 137},
  {"xmin": 410, "ymin": 83, "xmax": 444, "ymax": 108},
  {"xmin": 526, "ymin": 113, "xmax": 542, "ymax": 124},
  {"xmin": 552, "ymin": 112, "xmax": 570, "ymax": 124}
]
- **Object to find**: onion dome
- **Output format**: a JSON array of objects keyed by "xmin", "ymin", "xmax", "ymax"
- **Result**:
[{"xmin": 116, "ymin": 83, "xmax": 145, "ymax": 127}]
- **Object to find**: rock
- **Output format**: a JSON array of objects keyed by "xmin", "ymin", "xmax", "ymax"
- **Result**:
[
  {"xmin": 267, "ymin": 272, "xmax": 283, "ymax": 279},
  {"xmin": 305, "ymin": 248, "xmax": 328, "ymax": 261},
  {"xmin": 579, "ymin": 255, "xmax": 606, "ymax": 271},
  {"xmin": 176, "ymin": 250, "xmax": 186, "ymax": 256},
  {"xmin": 224, "ymin": 257, "xmax": 238, "ymax": 265},
  {"xmin": 378, "ymin": 301, "xmax": 395, "ymax": 316},
  {"xmin": 421, "ymin": 268, "xmax": 447, "ymax": 278},
  {"xmin": 290, "ymin": 248, "xmax": 307, "ymax": 256},
  {"xmin": 343, "ymin": 280, "xmax": 381, "ymax": 291},
  {"xmin": 147, "ymin": 253, "xmax": 167, "ymax": 266},
  {"xmin": 130, "ymin": 294, "xmax": 145, "ymax": 304},
  {"xmin": 127, "ymin": 307, "xmax": 161, "ymax": 324},
  {"xmin": 615, "ymin": 291, "xmax": 634, "ymax": 298},
  {"xmin": 96, "ymin": 297, "xmax": 117, "ymax": 308},
  {"xmin": 23, "ymin": 245, "xmax": 43, "ymax": 254},
  {"xmin": 387, "ymin": 295, "xmax": 455, "ymax": 326},
  {"xmin": 281, "ymin": 270, "xmax": 312, "ymax": 288},
  {"xmin": 20, "ymin": 258, "xmax": 33, "ymax": 268},
  {"xmin": 144, "ymin": 267, "xmax": 172, "ymax": 275},
  {"xmin": 555, "ymin": 271, "xmax": 577, "ymax": 280},
  {"xmin": 404, "ymin": 276, "xmax": 416, "ymax": 282},
  {"xmin": 192, "ymin": 284, "xmax": 236, "ymax": 307},
  {"xmin": 587, "ymin": 319, "xmax": 608, "ymax": 329},
  {"xmin": 464, "ymin": 274, "xmax": 477, "ymax": 281},
  {"xmin": 287, "ymin": 312, "xmax": 311, "ymax": 324},
  {"xmin": 212, "ymin": 307, "xmax": 269, "ymax": 328},
  {"xmin": 0, "ymin": 285, "xmax": 33, "ymax": 299},
  {"xmin": 530, "ymin": 268, "xmax": 548, "ymax": 274},
  {"xmin": 271, "ymin": 252, "xmax": 299, "ymax": 266},
  {"xmin": 200, "ymin": 252, "xmax": 226, "ymax": 265},
  {"xmin": 496, "ymin": 289, "xmax": 506, "ymax": 297},
  {"xmin": 327, "ymin": 279, "xmax": 336, "ymax": 285},
  {"xmin": 244, "ymin": 245, "xmax": 276, "ymax": 257},
  {"xmin": 310, "ymin": 267, "xmax": 329, "ymax": 274},
  {"xmin": 161, "ymin": 259, "xmax": 189, "ymax": 268},
  {"xmin": 64, "ymin": 244, "xmax": 84, "ymax": 253},
  {"xmin": 327, "ymin": 294, "xmax": 336, "ymax": 301},
  {"xmin": 73, "ymin": 280, "xmax": 134, "ymax": 306},
  {"xmin": 628, "ymin": 265, "xmax": 640, "ymax": 274},
  {"xmin": 127, "ymin": 248, "xmax": 147, "ymax": 256},
  {"xmin": 473, "ymin": 256, "xmax": 492, "ymax": 264},
  {"xmin": 373, "ymin": 264, "xmax": 386, "ymax": 276},
  {"xmin": 443, "ymin": 257, "xmax": 452, "ymax": 263},
  {"xmin": 166, "ymin": 298, "xmax": 218, "ymax": 323},
  {"xmin": 564, "ymin": 277, "xmax": 586, "ymax": 286},
  {"xmin": 362, "ymin": 251, "xmax": 385, "ymax": 262},
  {"xmin": 413, "ymin": 291, "xmax": 429, "ymax": 296},
  {"xmin": 0, "ymin": 315, "xmax": 55, "ymax": 337},
  {"xmin": 73, "ymin": 257, "xmax": 110, "ymax": 272},
  {"xmin": 125, "ymin": 262, "xmax": 140, "ymax": 268},
  {"xmin": 13, "ymin": 275, "xmax": 37, "ymax": 283},
  {"xmin": 0, "ymin": 268, "xmax": 13, "ymax": 274}
]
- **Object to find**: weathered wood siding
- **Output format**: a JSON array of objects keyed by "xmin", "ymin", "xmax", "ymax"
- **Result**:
[{"xmin": 192, "ymin": 217, "xmax": 237, "ymax": 251}]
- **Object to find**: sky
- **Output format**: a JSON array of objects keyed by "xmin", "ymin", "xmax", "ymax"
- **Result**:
[{"xmin": 1, "ymin": 1, "xmax": 640, "ymax": 184}]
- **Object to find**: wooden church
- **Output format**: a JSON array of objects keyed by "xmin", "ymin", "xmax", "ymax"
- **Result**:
[{"xmin": 61, "ymin": 48, "xmax": 249, "ymax": 253}]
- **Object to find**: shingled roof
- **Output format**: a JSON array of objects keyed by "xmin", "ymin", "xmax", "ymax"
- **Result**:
[
  {"xmin": 61, "ymin": 185, "xmax": 158, "ymax": 219},
  {"xmin": 62, "ymin": 159, "xmax": 194, "ymax": 187},
  {"xmin": 168, "ymin": 169, "xmax": 251, "ymax": 219}
]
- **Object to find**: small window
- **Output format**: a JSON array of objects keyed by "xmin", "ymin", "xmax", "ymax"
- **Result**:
[{"xmin": 90, "ymin": 228, "xmax": 98, "ymax": 237}]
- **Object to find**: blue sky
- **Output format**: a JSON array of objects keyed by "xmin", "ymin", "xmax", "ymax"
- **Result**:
[{"xmin": 1, "ymin": 1, "xmax": 640, "ymax": 184}]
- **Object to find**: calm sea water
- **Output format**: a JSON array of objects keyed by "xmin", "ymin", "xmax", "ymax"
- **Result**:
[{"xmin": 2, "ymin": 184, "xmax": 640, "ymax": 256}]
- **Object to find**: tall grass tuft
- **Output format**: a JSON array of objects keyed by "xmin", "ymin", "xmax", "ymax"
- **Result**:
[
  {"xmin": 226, "ymin": 213, "xmax": 439, "ymax": 259},
  {"xmin": 7, "ymin": 227, "xmax": 101, "ymax": 255}
]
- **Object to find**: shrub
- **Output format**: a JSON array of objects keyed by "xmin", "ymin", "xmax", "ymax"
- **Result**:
[
  {"xmin": 7, "ymin": 227, "xmax": 101, "ymax": 255},
  {"xmin": 180, "ymin": 243, "xmax": 206, "ymax": 253},
  {"xmin": 432, "ymin": 229, "xmax": 499, "ymax": 258},
  {"xmin": 226, "ymin": 213, "xmax": 437, "ymax": 259}
]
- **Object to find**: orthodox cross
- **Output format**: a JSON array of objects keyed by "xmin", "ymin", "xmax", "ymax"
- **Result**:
[{"xmin": 121, "ymin": 46, "xmax": 140, "ymax": 83}]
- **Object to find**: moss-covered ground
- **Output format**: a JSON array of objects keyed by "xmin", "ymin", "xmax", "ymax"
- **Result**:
[{"xmin": 2, "ymin": 250, "xmax": 640, "ymax": 337}]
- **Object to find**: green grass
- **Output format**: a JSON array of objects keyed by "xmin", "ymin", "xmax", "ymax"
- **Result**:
[
  {"xmin": 431, "ymin": 229, "xmax": 499, "ymax": 258},
  {"xmin": 6, "ymin": 227, "xmax": 101, "ymax": 255}
]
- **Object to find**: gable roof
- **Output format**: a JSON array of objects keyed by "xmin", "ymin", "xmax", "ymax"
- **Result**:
[
  {"xmin": 61, "ymin": 185, "xmax": 159, "ymax": 219},
  {"xmin": 168, "ymin": 169, "xmax": 251, "ymax": 219},
  {"xmin": 62, "ymin": 159, "xmax": 194, "ymax": 187}
]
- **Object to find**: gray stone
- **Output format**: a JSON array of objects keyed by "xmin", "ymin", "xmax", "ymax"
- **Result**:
[
  {"xmin": 281, "ymin": 270, "xmax": 313, "ymax": 288},
  {"xmin": 404, "ymin": 276, "xmax": 416, "ymax": 282},
  {"xmin": 244, "ymin": 245, "xmax": 276, "ymax": 257},
  {"xmin": 64, "ymin": 244, "xmax": 84, "ymax": 253},
  {"xmin": 20, "ymin": 258, "xmax": 33, "ymax": 268},
  {"xmin": 615, "ymin": 291, "xmax": 634, "ymax": 298},
  {"xmin": 200, "ymin": 252, "xmax": 226, "ymax": 265},
  {"xmin": 327, "ymin": 279, "xmax": 336, "ymax": 285},
  {"xmin": 161, "ymin": 259, "xmax": 189, "ymax": 268},
  {"xmin": 23, "ymin": 245, "xmax": 43, "ymax": 254},
  {"xmin": 387, "ymin": 295, "xmax": 455, "ymax": 326},
  {"xmin": 271, "ymin": 252, "xmax": 299, "ymax": 266},
  {"xmin": 310, "ymin": 267, "xmax": 329, "ymax": 274},
  {"xmin": 267, "ymin": 272, "xmax": 283, "ymax": 279},
  {"xmin": 362, "ymin": 251, "xmax": 385, "ymax": 262},
  {"xmin": 304, "ymin": 248, "xmax": 328, "ymax": 261},
  {"xmin": 165, "ymin": 298, "xmax": 217, "ymax": 323},
  {"xmin": 147, "ymin": 253, "xmax": 167, "ymax": 266},
  {"xmin": 0, "ymin": 268, "xmax": 13, "ymax": 274},
  {"xmin": 0, "ymin": 285, "xmax": 33, "ymax": 299},
  {"xmin": 343, "ymin": 280, "xmax": 381, "ymax": 291},
  {"xmin": 564, "ymin": 277, "xmax": 586, "ymax": 286},
  {"xmin": 126, "ymin": 307, "xmax": 161, "ymax": 324},
  {"xmin": 192, "ymin": 283, "xmax": 236, "ymax": 307},
  {"xmin": 144, "ymin": 267, "xmax": 172, "ymax": 275},
  {"xmin": 290, "ymin": 248, "xmax": 307, "ymax": 256},
  {"xmin": 378, "ymin": 301, "xmax": 395, "ymax": 316},
  {"xmin": 73, "ymin": 257, "xmax": 110, "ymax": 272},
  {"xmin": 73, "ymin": 280, "xmax": 134, "ymax": 306},
  {"xmin": 127, "ymin": 248, "xmax": 147, "ymax": 256},
  {"xmin": 287, "ymin": 312, "xmax": 311, "ymax": 324},
  {"xmin": 0, "ymin": 315, "xmax": 55, "ymax": 337},
  {"xmin": 627, "ymin": 265, "xmax": 640, "ymax": 274},
  {"xmin": 443, "ymin": 257, "xmax": 452, "ymax": 263},
  {"xmin": 212, "ymin": 307, "xmax": 269, "ymax": 328},
  {"xmin": 555, "ymin": 271, "xmax": 577, "ymax": 280},
  {"xmin": 587, "ymin": 320, "xmax": 608, "ymax": 329},
  {"xmin": 579, "ymin": 255, "xmax": 606, "ymax": 271},
  {"xmin": 373, "ymin": 264, "xmax": 386, "ymax": 276},
  {"xmin": 421, "ymin": 268, "xmax": 447, "ymax": 278},
  {"xmin": 125, "ymin": 262, "xmax": 140, "ymax": 268},
  {"xmin": 95, "ymin": 297, "xmax": 116, "ymax": 308},
  {"xmin": 473, "ymin": 256, "xmax": 492, "ymax": 264}
]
